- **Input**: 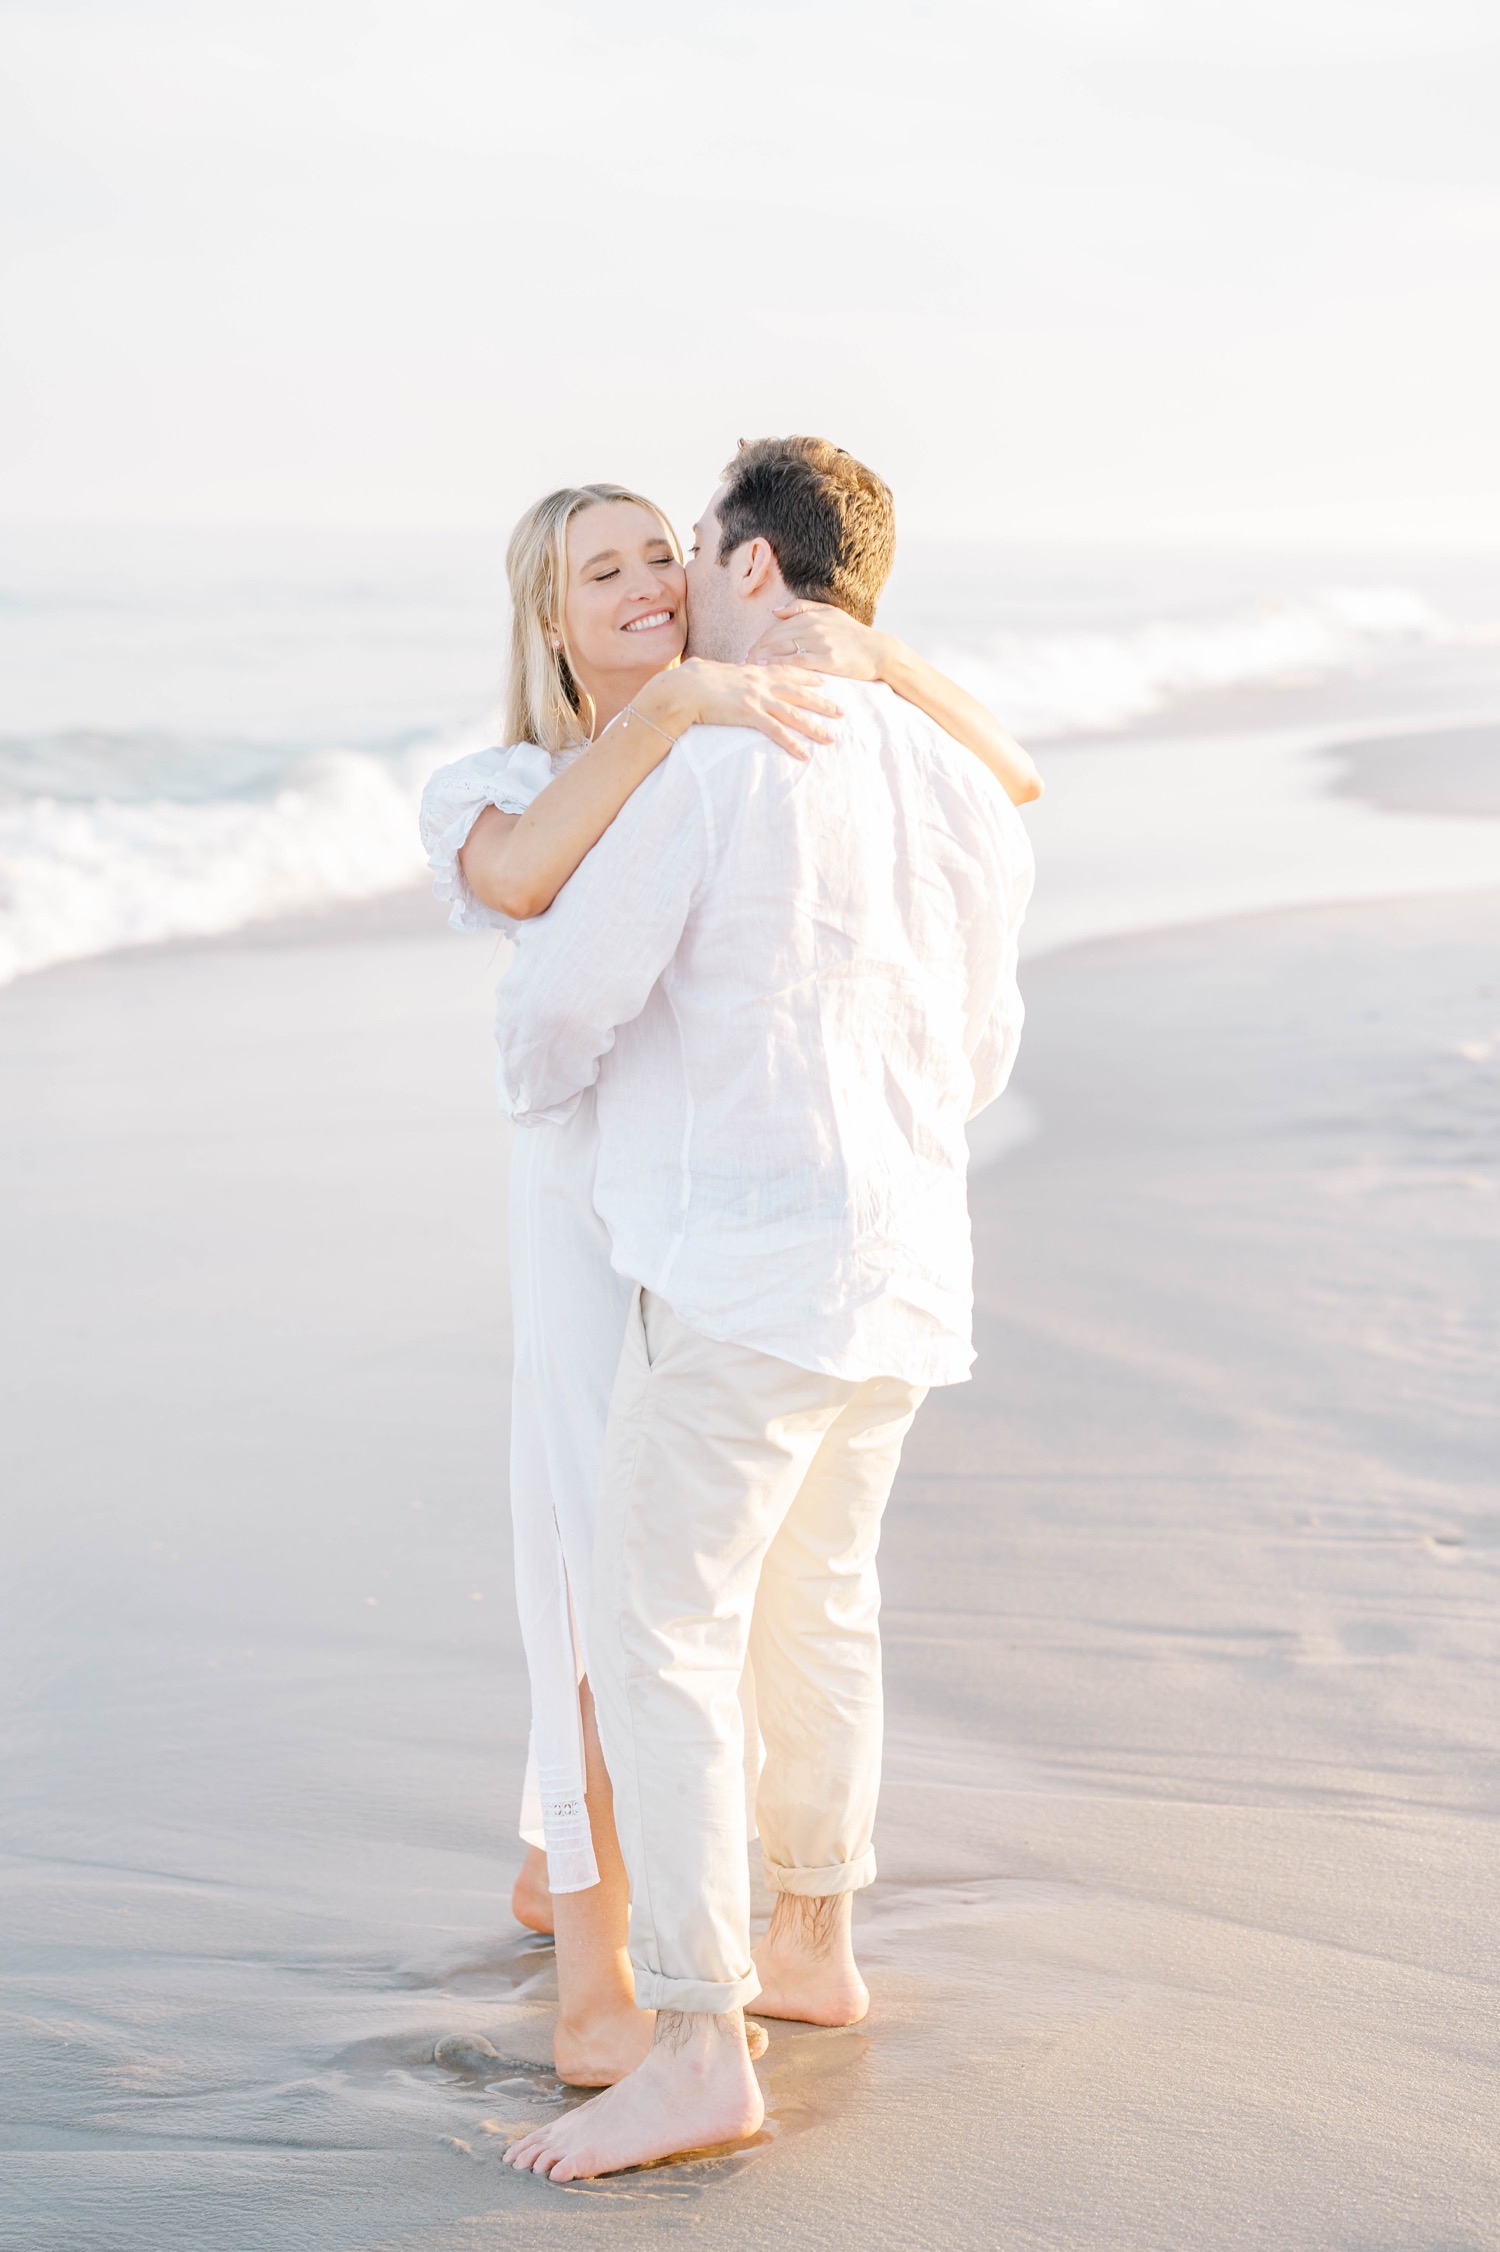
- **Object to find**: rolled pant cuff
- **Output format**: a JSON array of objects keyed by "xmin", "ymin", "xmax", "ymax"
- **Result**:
[
  {"xmin": 763, "ymin": 1848, "xmax": 876, "ymax": 1897},
  {"xmin": 631, "ymin": 1966, "xmax": 763, "ymax": 2016}
]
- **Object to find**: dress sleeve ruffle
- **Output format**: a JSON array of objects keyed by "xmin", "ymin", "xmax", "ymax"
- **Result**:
[{"xmin": 418, "ymin": 743, "xmax": 557, "ymax": 934}]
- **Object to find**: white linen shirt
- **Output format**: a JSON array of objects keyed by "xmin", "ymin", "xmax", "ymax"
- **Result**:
[{"xmin": 495, "ymin": 680, "xmax": 1034, "ymax": 1389}]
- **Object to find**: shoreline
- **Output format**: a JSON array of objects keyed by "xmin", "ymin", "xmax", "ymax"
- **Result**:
[{"xmin": 11, "ymin": 699, "xmax": 1500, "ymax": 1000}]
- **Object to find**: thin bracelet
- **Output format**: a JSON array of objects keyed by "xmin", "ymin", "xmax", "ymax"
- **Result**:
[{"xmin": 617, "ymin": 701, "xmax": 677, "ymax": 750}]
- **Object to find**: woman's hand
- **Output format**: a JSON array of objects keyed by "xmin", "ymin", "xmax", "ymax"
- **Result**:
[
  {"xmin": 675, "ymin": 656, "xmax": 843, "ymax": 762},
  {"xmin": 745, "ymin": 601, "xmax": 887, "ymax": 683},
  {"xmin": 745, "ymin": 602, "xmax": 1043, "ymax": 807}
]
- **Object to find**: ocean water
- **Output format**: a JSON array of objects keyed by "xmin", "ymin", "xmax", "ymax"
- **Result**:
[{"xmin": 3, "ymin": 523, "xmax": 1500, "ymax": 987}]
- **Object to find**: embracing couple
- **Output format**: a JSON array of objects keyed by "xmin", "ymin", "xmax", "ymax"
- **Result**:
[{"xmin": 419, "ymin": 436, "xmax": 1037, "ymax": 2180}]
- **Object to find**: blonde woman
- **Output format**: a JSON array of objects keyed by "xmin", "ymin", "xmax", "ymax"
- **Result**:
[{"xmin": 420, "ymin": 480, "xmax": 1039, "ymax": 2088}]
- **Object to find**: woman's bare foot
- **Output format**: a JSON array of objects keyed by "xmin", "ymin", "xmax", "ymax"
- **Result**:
[
  {"xmin": 554, "ymin": 2007, "xmax": 769, "ymax": 2086},
  {"xmin": 750, "ymin": 1892, "xmax": 869, "ymax": 2025},
  {"xmin": 553, "ymin": 2003, "xmax": 654, "ymax": 2087},
  {"xmin": 507, "ymin": 2009, "xmax": 764, "ymax": 2182},
  {"xmin": 512, "ymin": 1845, "xmax": 554, "ymax": 1936}
]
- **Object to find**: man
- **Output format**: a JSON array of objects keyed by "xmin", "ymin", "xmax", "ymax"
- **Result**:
[{"xmin": 500, "ymin": 437, "xmax": 1034, "ymax": 2179}]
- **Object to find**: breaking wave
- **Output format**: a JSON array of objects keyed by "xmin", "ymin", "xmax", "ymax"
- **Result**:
[
  {"xmin": 931, "ymin": 585, "xmax": 1474, "ymax": 742},
  {"xmin": 0, "ymin": 736, "xmax": 469, "ymax": 987}
]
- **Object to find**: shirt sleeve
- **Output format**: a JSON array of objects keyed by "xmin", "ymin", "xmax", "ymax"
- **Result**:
[
  {"xmin": 963, "ymin": 805, "xmax": 1036, "ymax": 1119},
  {"xmin": 495, "ymin": 750, "xmax": 712, "ymax": 1125},
  {"xmin": 418, "ymin": 744, "xmax": 556, "ymax": 934}
]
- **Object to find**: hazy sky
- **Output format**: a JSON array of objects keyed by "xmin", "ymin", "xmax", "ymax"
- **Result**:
[{"xmin": 3, "ymin": 0, "xmax": 1498, "ymax": 543}]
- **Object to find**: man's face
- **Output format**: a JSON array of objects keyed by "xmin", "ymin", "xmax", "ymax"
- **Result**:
[{"xmin": 682, "ymin": 484, "xmax": 741, "ymax": 661}]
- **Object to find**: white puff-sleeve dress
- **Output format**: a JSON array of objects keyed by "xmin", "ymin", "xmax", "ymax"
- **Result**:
[{"xmin": 419, "ymin": 744, "xmax": 632, "ymax": 1893}]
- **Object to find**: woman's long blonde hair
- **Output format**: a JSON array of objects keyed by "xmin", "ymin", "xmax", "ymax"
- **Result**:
[{"xmin": 503, "ymin": 484, "xmax": 682, "ymax": 755}]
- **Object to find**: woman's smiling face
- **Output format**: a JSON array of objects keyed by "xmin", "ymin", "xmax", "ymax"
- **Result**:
[{"xmin": 560, "ymin": 501, "xmax": 687, "ymax": 702}]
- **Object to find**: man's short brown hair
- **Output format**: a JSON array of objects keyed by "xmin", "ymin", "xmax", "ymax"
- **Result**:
[{"xmin": 715, "ymin": 436, "xmax": 895, "ymax": 626}]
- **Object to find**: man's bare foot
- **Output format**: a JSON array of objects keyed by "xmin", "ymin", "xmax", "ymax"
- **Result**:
[
  {"xmin": 554, "ymin": 2007, "xmax": 769, "ymax": 2087},
  {"xmin": 512, "ymin": 1845, "xmax": 554, "ymax": 1936},
  {"xmin": 750, "ymin": 1892, "xmax": 868, "ymax": 2025},
  {"xmin": 507, "ymin": 2009, "xmax": 764, "ymax": 2181}
]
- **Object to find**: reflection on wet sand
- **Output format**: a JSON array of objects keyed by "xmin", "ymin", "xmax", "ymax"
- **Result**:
[{"xmin": 330, "ymin": 1921, "xmax": 865, "ymax": 2196}]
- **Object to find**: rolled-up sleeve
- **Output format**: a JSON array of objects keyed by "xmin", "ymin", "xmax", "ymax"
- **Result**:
[{"xmin": 496, "ymin": 751, "xmax": 711, "ymax": 1124}]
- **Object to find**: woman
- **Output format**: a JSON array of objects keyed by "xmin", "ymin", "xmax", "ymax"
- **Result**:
[{"xmin": 420, "ymin": 482, "xmax": 1039, "ymax": 2088}]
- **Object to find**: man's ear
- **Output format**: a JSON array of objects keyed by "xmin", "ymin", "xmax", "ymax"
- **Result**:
[{"xmin": 737, "ymin": 537, "xmax": 780, "ymax": 602}]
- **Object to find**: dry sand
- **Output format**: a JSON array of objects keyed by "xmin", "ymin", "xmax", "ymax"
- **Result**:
[{"xmin": 3, "ymin": 854, "xmax": 1496, "ymax": 2249}]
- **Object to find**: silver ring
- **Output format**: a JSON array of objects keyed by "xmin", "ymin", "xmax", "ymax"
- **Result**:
[{"xmin": 792, "ymin": 640, "xmax": 803, "ymax": 655}]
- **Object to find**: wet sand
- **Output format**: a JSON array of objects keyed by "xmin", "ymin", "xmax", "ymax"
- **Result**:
[
  {"xmin": 1330, "ymin": 719, "xmax": 1500, "ymax": 819},
  {"xmin": 890, "ymin": 887, "xmax": 1499, "ymax": 2249},
  {"xmin": 3, "ymin": 865, "xmax": 1496, "ymax": 2249}
]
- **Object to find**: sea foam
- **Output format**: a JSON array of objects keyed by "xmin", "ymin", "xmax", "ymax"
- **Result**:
[
  {"xmin": 932, "ymin": 585, "xmax": 1470, "ymax": 743},
  {"xmin": 0, "ymin": 739, "xmax": 467, "ymax": 987}
]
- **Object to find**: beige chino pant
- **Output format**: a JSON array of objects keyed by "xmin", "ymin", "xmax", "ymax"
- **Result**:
[{"xmin": 588, "ymin": 1288, "xmax": 926, "ymax": 2015}]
